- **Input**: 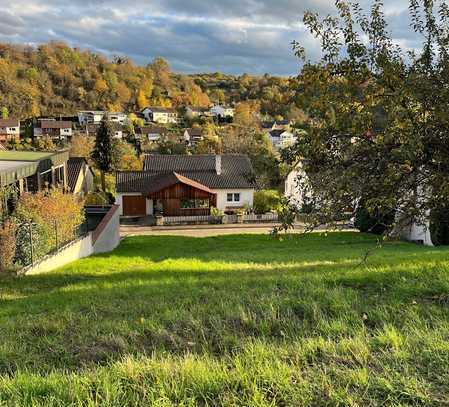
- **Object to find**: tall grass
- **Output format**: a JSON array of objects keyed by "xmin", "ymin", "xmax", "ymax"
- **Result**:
[{"xmin": 1, "ymin": 232, "xmax": 449, "ymax": 405}]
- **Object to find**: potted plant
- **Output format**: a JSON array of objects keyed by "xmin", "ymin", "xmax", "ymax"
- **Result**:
[
  {"xmin": 155, "ymin": 214, "xmax": 164, "ymax": 226},
  {"xmin": 210, "ymin": 207, "xmax": 224, "ymax": 224}
]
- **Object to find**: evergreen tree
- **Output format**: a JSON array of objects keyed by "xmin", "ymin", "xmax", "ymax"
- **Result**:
[{"xmin": 92, "ymin": 119, "xmax": 114, "ymax": 191}]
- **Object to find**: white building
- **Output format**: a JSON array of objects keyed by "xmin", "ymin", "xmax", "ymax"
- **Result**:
[
  {"xmin": 78, "ymin": 111, "xmax": 106, "ymax": 126},
  {"xmin": 78, "ymin": 111, "xmax": 127, "ymax": 126},
  {"xmin": 210, "ymin": 105, "xmax": 234, "ymax": 119},
  {"xmin": 185, "ymin": 106, "xmax": 210, "ymax": 119},
  {"xmin": 142, "ymin": 107, "xmax": 179, "ymax": 124},
  {"xmin": 268, "ymin": 130, "xmax": 297, "ymax": 149},
  {"xmin": 0, "ymin": 119, "xmax": 20, "ymax": 143},
  {"xmin": 107, "ymin": 112, "xmax": 127, "ymax": 124}
]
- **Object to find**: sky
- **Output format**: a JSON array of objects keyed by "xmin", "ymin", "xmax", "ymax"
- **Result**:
[{"xmin": 0, "ymin": 0, "xmax": 417, "ymax": 75}]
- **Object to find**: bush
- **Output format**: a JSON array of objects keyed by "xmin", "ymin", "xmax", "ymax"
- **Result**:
[
  {"xmin": 253, "ymin": 190, "xmax": 281, "ymax": 214},
  {"xmin": 0, "ymin": 219, "xmax": 16, "ymax": 271},
  {"xmin": 430, "ymin": 207, "xmax": 449, "ymax": 246},
  {"xmin": 13, "ymin": 189, "xmax": 85, "ymax": 265},
  {"xmin": 85, "ymin": 191, "xmax": 112, "ymax": 205},
  {"xmin": 354, "ymin": 201, "xmax": 394, "ymax": 235}
]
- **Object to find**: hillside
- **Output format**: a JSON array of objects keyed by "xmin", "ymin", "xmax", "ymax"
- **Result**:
[
  {"xmin": 1, "ymin": 233, "xmax": 449, "ymax": 405},
  {"xmin": 0, "ymin": 42, "xmax": 298, "ymax": 120}
]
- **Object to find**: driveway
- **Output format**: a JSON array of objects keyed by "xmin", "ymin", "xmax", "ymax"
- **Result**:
[
  {"xmin": 121, "ymin": 223, "xmax": 291, "ymax": 237},
  {"xmin": 119, "ymin": 223, "xmax": 347, "ymax": 238}
]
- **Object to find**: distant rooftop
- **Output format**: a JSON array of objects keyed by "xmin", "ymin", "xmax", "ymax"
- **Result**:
[
  {"xmin": 0, "ymin": 151, "xmax": 57, "ymax": 162},
  {"xmin": 0, "ymin": 150, "xmax": 69, "ymax": 187}
]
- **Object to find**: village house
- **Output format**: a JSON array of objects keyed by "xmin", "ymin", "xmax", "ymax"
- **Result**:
[
  {"xmin": 34, "ymin": 120, "xmax": 73, "ymax": 141},
  {"xmin": 0, "ymin": 119, "xmax": 20, "ymax": 144},
  {"xmin": 107, "ymin": 112, "xmax": 127, "ymax": 124},
  {"xmin": 142, "ymin": 107, "xmax": 179, "ymax": 124},
  {"xmin": 183, "ymin": 128, "xmax": 203, "ymax": 146},
  {"xmin": 185, "ymin": 106, "xmax": 211, "ymax": 119},
  {"xmin": 210, "ymin": 105, "xmax": 234, "ymax": 119},
  {"xmin": 78, "ymin": 111, "xmax": 127, "ymax": 126},
  {"xmin": 262, "ymin": 119, "xmax": 291, "ymax": 132},
  {"xmin": 115, "ymin": 154, "xmax": 256, "ymax": 217},
  {"xmin": 78, "ymin": 111, "xmax": 105, "ymax": 126},
  {"xmin": 136, "ymin": 126, "xmax": 167, "ymax": 143},
  {"xmin": 83, "ymin": 123, "xmax": 126, "ymax": 139},
  {"xmin": 67, "ymin": 157, "xmax": 95, "ymax": 197},
  {"xmin": 268, "ymin": 129, "xmax": 297, "ymax": 149}
]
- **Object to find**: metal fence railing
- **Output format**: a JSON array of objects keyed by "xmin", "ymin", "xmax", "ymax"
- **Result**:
[
  {"xmin": 160, "ymin": 213, "xmax": 280, "ymax": 226},
  {"xmin": 163, "ymin": 215, "xmax": 219, "ymax": 225},
  {"xmin": 243, "ymin": 213, "xmax": 279, "ymax": 223},
  {"xmin": 7, "ymin": 219, "xmax": 88, "ymax": 268}
]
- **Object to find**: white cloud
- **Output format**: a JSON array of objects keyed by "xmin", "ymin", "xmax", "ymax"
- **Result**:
[{"xmin": 0, "ymin": 0, "xmax": 415, "ymax": 75}]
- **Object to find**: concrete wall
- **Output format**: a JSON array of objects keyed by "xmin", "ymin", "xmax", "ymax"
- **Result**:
[
  {"xmin": 211, "ymin": 189, "xmax": 254, "ymax": 210},
  {"xmin": 23, "ymin": 205, "xmax": 121, "ymax": 275},
  {"xmin": 92, "ymin": 205, "xmax": 121, "ymax": 253},
  {"xmin": 23, "ymin": 234, "xmax": 93, "ymax": 275}
]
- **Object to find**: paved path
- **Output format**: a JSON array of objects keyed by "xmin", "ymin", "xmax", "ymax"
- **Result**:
[{"xmin": 119, "ymin": 223, "xmax": 345, "ymax": 238}]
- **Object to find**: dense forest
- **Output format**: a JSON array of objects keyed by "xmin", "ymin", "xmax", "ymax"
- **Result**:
[{"xmin": 0, "ymin": 42, "xmax": 301, "ymax": 120}]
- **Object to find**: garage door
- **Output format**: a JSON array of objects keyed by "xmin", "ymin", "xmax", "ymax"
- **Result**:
[{"xmin": 123, "ymin": 195, "xmax": 147, "ymax": 216}]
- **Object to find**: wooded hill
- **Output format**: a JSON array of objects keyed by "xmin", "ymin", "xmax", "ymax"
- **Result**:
[{"xmin": 0, "ymin": 42, "xmax": 301, "ymax": 120}]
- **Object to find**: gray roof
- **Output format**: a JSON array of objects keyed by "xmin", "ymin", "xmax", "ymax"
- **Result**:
[
  {"xmin": 116, "ymin": 154, "xmax": 256, "ymax": 193},
  {"xmin": 0, "ymin": 119, "xmax": 19, "ymax": 127},
  {"xmin": 67, "ymin": 157, "xmax": 92, "ymax": 191},
  {"xmin": 116, "ymin": 172, "xmax": 161, "ymax": 193},
  {"xmin": 143, "ymin": 154, "xmax": 256, "ymax": 189}
]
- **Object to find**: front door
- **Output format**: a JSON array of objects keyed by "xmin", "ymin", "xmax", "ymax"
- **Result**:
[{"xmin": 123, "ymin": 195, "xmax": 146, "ymax": 216}]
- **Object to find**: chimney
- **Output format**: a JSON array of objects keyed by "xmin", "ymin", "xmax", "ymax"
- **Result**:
[{"xmin": 215, "ymin": 155, "xmax": 222, "ymax": 175}]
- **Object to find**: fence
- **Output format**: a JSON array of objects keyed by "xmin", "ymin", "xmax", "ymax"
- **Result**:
[
  {"xmin": 243, "ymin": 213, "xmax": 279, "ymax": 223},
  {"xmin": 11, "ymin": 219, "xmax": 88, "ymax": 268},
  {"xmin": 163, "ymin": 215, "xmax": 221, "ymax": 225},
  {"xmin": 161, "ymin": 213, "xmax": 279, "ymax": 226}
]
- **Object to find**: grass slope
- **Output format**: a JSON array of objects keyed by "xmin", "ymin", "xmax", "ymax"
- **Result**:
[{"xmin": 1, "ymin": 232, "xmax": 449, "ymax": 406}]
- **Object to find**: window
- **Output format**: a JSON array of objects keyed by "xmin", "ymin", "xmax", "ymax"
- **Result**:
[
  {"xmin": 227, "ymin": 193, "xmax": 241, "ymax": 203},
  {"xmin": 181, "ymin": 199, "xmax": 209, "ymax": 209}
]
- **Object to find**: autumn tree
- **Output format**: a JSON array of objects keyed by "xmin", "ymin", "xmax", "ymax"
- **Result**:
[
  {"xmin": 111, "ymin": 141, "xmax": 142, "ymax": 171},
  {"xmin": 284, "ymin": 0, "xmax": 449, "ymax": 238},
  {"xmin": 70, "ymin": 134, "xmax": 94, "ymax": 159}
]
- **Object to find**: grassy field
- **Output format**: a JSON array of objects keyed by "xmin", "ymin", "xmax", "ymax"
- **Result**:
[{"xmin": 1, "ymin": 232, "xmax": 449, "ymax": 406}]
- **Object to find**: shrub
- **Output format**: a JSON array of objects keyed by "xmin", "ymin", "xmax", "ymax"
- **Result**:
[
  {"xmin": 210, "ymin": 207, "xmax": 224, "ymax": 217},
  {"xmin": 354, "ymin": 201, "xmax": 394, "ymax": 235},
  {"xmin": 13, "ymin": 189, "xmax": 85, "ymax": 265},
  {"xmin": 253, "ymin": 190, "xmax": 281, "ymax": 214},
  {"xmin": 0, "ymin": 219, "xmax": 16, "ymax": 271},
  {"xmin": 85, "ymin": 191, "xmax": 111, "ymax": 205},
  {"xmin": 430, "ymin": 206, "xmax": 449, "ymax": 246}
]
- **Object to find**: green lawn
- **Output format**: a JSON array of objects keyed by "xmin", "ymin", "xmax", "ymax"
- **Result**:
[{"xmin": 1, "ymin": 232, "xmax": 449, "ymax": 406}]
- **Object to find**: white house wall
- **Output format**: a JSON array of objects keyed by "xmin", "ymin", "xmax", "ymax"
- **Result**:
[{"xmin": 211, "ymin": 189, "xmax": 254, "ymax": 210}]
